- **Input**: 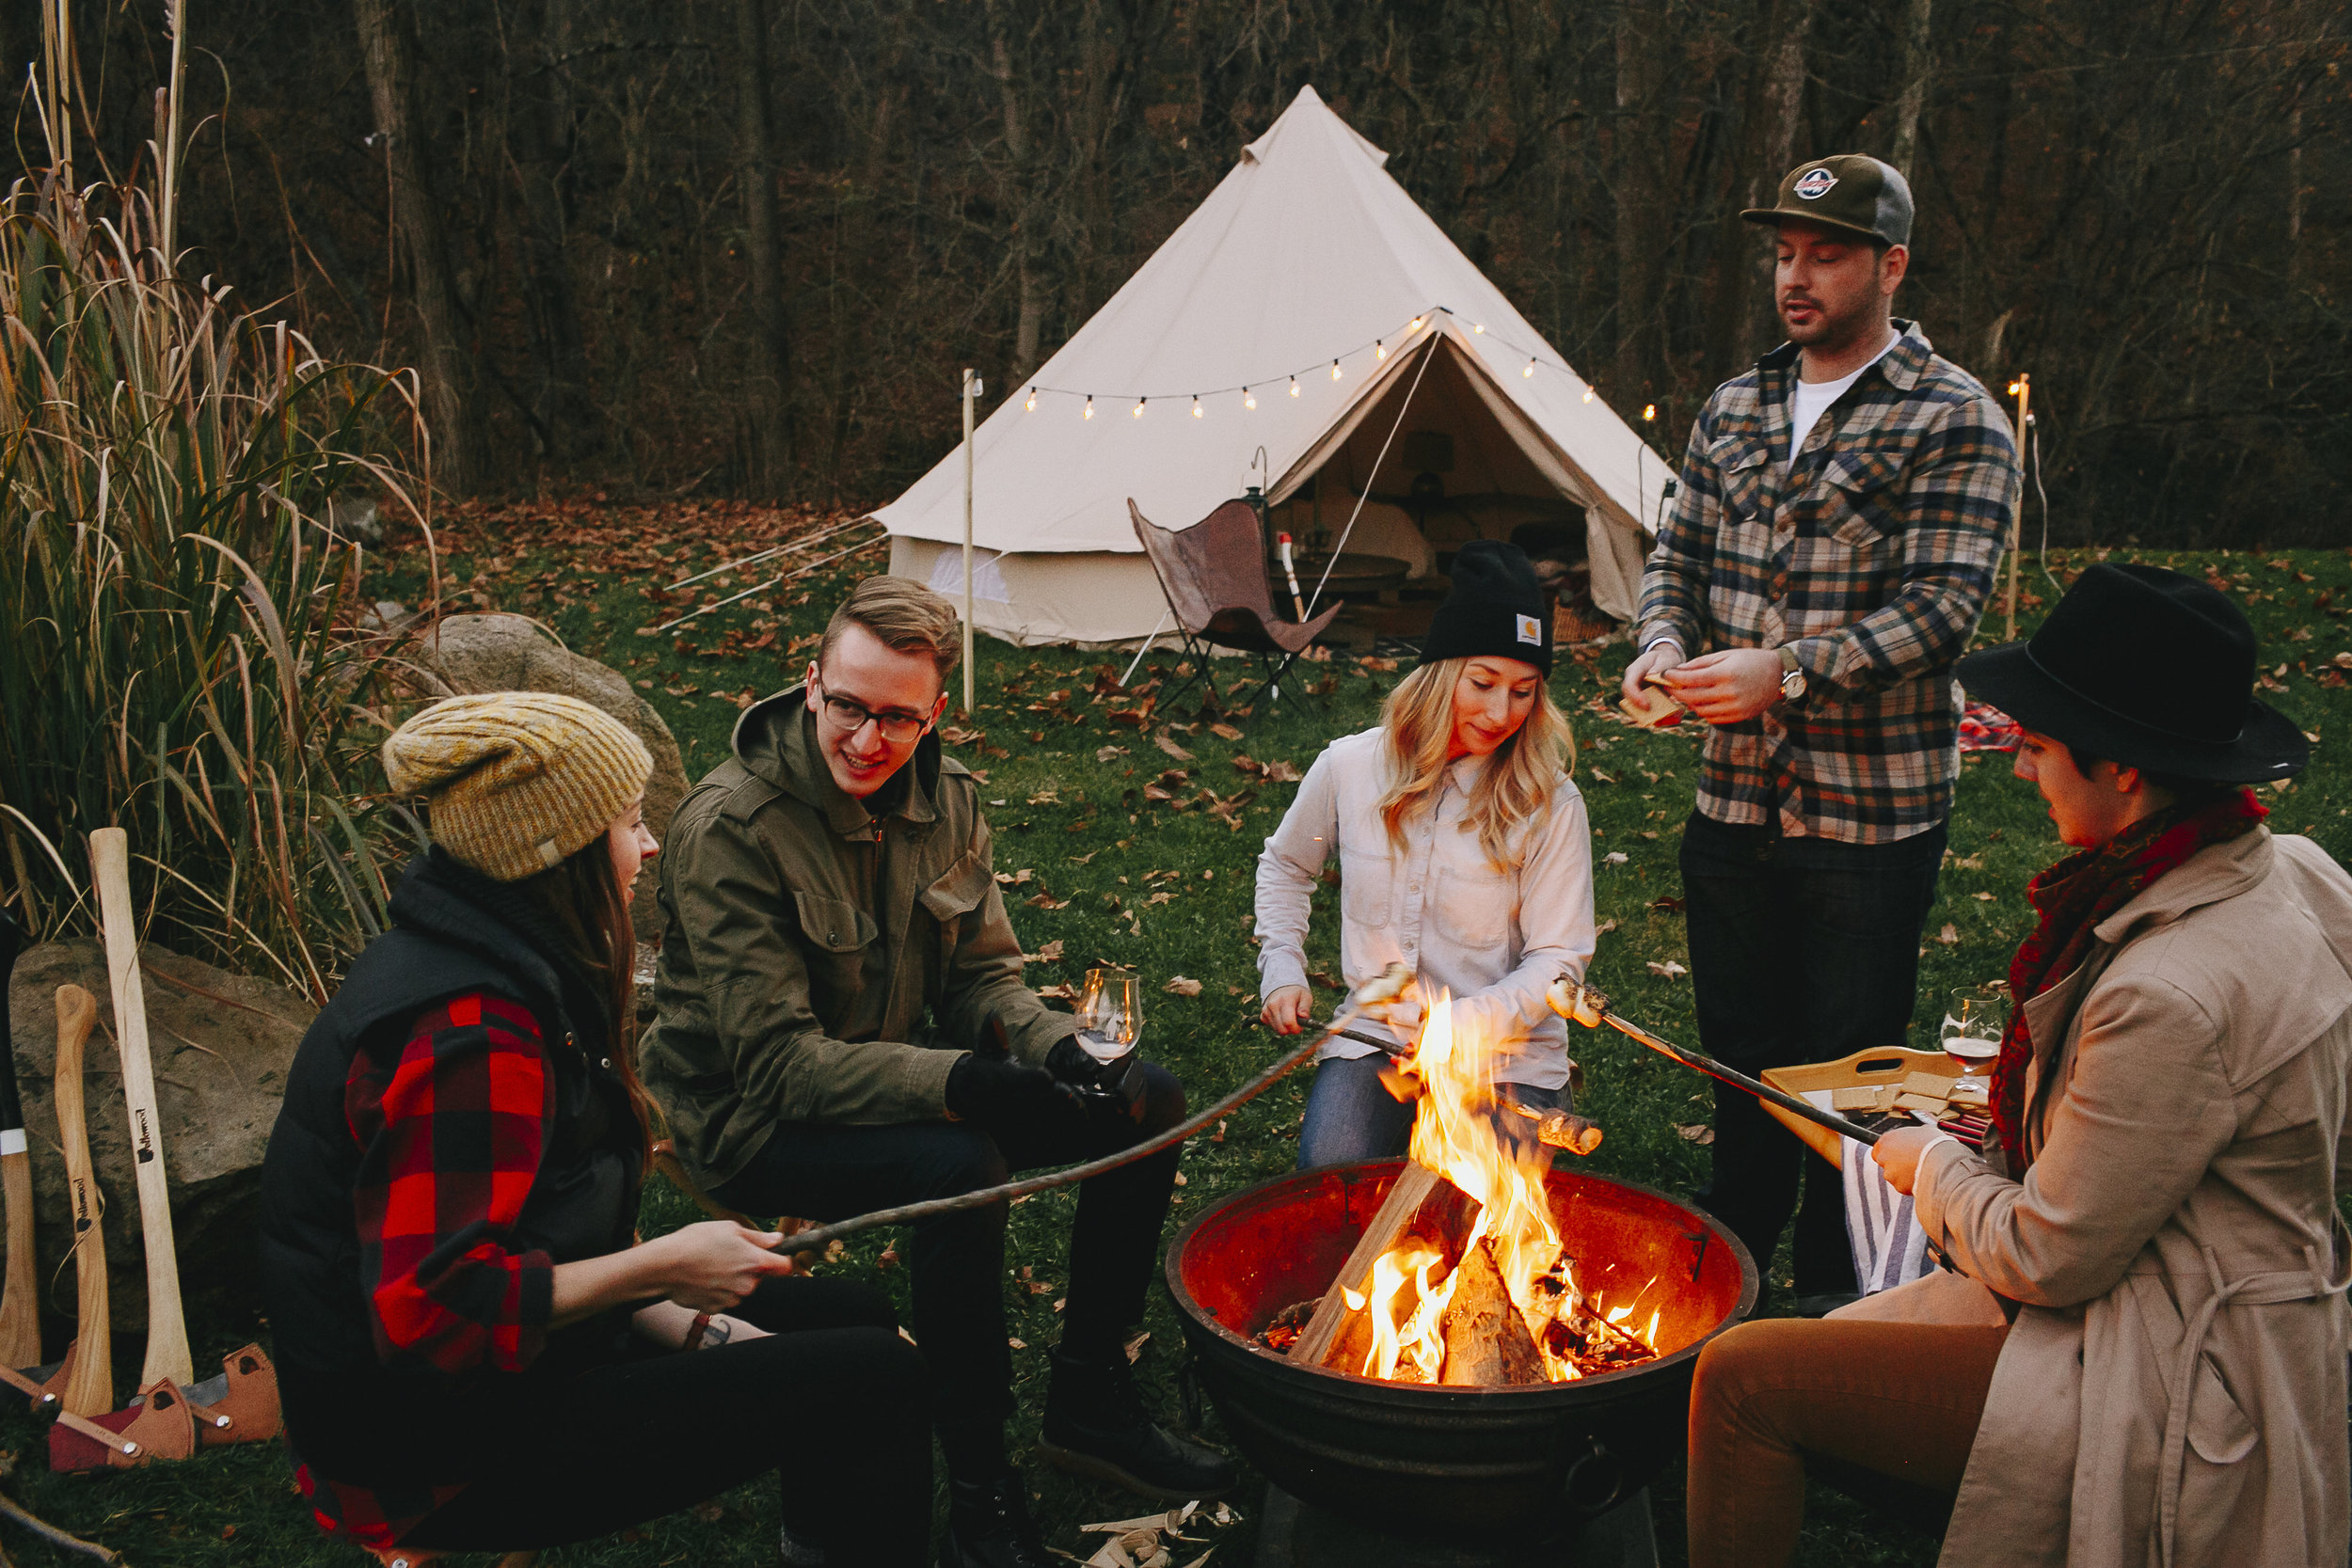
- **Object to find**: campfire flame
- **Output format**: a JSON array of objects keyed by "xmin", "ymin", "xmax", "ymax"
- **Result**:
[{"xmin": 1355, "ymin": 993, "xmax": 1662, "ymax": 1384}]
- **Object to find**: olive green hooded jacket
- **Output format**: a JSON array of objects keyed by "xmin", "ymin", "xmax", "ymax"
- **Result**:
[{"xmin": 641, "ymin": 687, "xmax": 1076, "ymax": 1189}]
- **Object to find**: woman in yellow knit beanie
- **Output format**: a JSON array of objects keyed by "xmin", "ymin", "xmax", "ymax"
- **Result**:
[{"xmin": 261, "ymin": 692, "xmax": 930, "ymax": 1565}]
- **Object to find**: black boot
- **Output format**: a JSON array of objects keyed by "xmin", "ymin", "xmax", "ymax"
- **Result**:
[
  {"xmin": 1038, "ymin": 1345, "xmax": 1238, "ymax": 1502},
  {"xmin": 940, "ymin": 1471, "xmax": 1057, "ymax": 1568}
]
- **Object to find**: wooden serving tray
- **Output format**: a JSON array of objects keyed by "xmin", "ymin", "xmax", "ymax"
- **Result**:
[{"xmin": 1760, "ymin": 1046, "xmax": 1963, "ymax": 1166}]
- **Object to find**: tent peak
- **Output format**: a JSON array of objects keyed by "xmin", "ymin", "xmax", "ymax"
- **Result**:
[{"xmin": 1241, "ymin": 85, "xmax": 1390, "ymax": 170}]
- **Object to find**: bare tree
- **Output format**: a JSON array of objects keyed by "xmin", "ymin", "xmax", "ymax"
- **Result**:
[{"xmin": 733, "ymin": 0, "xmax": 795, "ymax": 496}]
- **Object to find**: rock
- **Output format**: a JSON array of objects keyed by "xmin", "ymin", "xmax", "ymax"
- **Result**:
[
  {"xmin": 326, "ymin": 495, "xmax": 384, "ymax": 545},
  {"xmin": 414, "ymin": 612, "xmax": 690, "ymax": 941},
  {"xmin": 6, "ymin": 940, "xmax": 313, "ymax": 1343}
]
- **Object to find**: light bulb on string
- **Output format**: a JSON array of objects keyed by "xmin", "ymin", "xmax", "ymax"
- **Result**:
[
  {"xmin": 1473, "ymin": 323, "xmax": 1486, "ymax": 334},
  {"xmin": 1582, "ymin": 386, "xmax": 1595, "ymax": 404},
  {"xmin": 1523, "ymin": 357, "xmax": 1536, "ymax": 378},
  {"xmin": 1025, "ymin": 387, "xmax": 1037, "ymax": 411},
  {"xmin": 1191, "ymin": 395, "xmax": 1203, "ymax": 419},
  {"xmin": 1289, "ymin": 376, "xmax": 1301, "ymax": 398},
  {"xmin": 1330, "ymin": 358, "xmax": 1342, "ymax": 381},
  {"xmin": 1375, "ymin": 340, "xmax": 1388, "ymax": 362},
  {"xmin": 1244, "ymin": 387, "xmax": 1257, "ymax": 410},
  {"xmin": 1409, "ymin": 314, "xmax": 1426, "ymax": 331},
  {"xmin": 1083, "ymin": 395, "xmax": 1094, "ymax": 420},
  {"xmin": 1643, "ymin": 404, "xmax": 1657, "ymax": 422},
  {"xmin": 1133, "ymin": 398, "xmax": 1147, "ymax": 420}
]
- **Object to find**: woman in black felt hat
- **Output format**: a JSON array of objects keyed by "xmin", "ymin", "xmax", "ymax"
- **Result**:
[
  {"xmin": 1252, "ymin": 541, "xmax": 1598, "ymax": 1167},
  {"xmin": 1685, "ymin": 563, "xmax": 2352, "ymax": 1568}
]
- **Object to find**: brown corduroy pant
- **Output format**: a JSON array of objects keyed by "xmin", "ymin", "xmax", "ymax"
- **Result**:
[{"xmin": 1686, "ymin": 1316, "xmax": 2010, "ymax": 1568}]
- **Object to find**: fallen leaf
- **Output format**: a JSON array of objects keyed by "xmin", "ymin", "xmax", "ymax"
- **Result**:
[
  {"xmin": 1035, "ymin": 982, "xmax": 1078, "ymax": 1001},
  {"xmin": 1973, "ymin": 891, "xmax": 1995, "ymax": 902},
  {"xmin": 1645, "ymin": 959, "xmax": 1689, "ymax": 979},
  {"xmin": 1263, "ymin": 759, "xmax": 1302, "ymax": 784},
  {"xmin": 1154, "ymin": 732, "xmax": 1196, "ymax": 761},
  {"xmin": 1097, "ymin": 745, "xmax": 1131, "ymax": 762},
  {"xmin": 1069, "ymin": 850, "xmax": 1100, "ymax": 863},
  {"xmin": 1597, "ymin": 917, "xmax": 1620, "ymax": 934},
  {"xmin": 1033, "ymin": 939, "xmax": 1065, "ymax": 962},
  {"xmin": 1165, "ymin": 975, "xmax": 1203, "ymax": 996},
  {"xmin": 1209, "ymin": 721, "xmax": 1244, "ymax": 741},
  {"xmin": 1604, "ymin": 851, "xmax": 1630, "ymax": 865},
  {"xmin": 1590, "ymin": 768, "xmax": 1618, "ymax": 784},
  {"xmin": 1008, "ymin": 1337, "xmax": 1026, "ymax": 1350},
  {"xmin": 1675, "ymin": 1122, "xmax": 1717, "ymax": 1146},
  {"xmin": 1936, "ymin": 923, "xmax": 1962, "ymax": 945},
  {"xmin": 1232, "ymin": 754, "xmax": 1264, "ymax": 776},
  {"xmin": 1124, "ymin": 1330, "xmax": 1151, "ymax": 1363},
  {"xmin": 940, "ymin": 725, "xmax": 984, "ymax": 745},
  {"xmin": 1145, "ymin": 891, "xmax": 1174, "ymax": 906}
]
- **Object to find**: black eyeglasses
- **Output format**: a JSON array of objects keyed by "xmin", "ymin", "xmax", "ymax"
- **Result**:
[{"xmin": 813, "ymin": 676, "xmax": 931, "ymax": 743}]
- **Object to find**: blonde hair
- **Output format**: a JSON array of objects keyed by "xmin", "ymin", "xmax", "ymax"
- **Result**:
[
  {"xmin": 1376, "ymin": 657, "xmax": 1575, "ymax": 871},
  {"xmin": 819, "ymin": 575, "xmax": 962, "ymax": 682}
]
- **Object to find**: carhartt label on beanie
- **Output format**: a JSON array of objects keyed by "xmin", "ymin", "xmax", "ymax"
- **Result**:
[
  {"xmin": 1418, "ymin": 541, "xmax": 1554, "ymax": 675},
  {"xmin": 384, "ymin": 693, "xmax": 653, "ymax": 883}
]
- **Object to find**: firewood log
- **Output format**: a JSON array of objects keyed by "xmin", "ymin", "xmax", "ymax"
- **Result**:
[{"xmin": 1439, "ymin": 1237, "xmax": 1548, "ymax": 1386}]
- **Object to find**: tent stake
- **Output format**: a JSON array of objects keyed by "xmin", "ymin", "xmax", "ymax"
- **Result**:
[{"xmin": 961, "ymin": 369, "xmax": 979, "ymax": 714}]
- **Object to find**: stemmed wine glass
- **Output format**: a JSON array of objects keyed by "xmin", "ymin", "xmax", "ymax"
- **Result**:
[
  {"xmin": 1076, "ymin": 970, "xmax": 1142, "ymax": 1063},
  {"xmin": 1940, "ymin": 984, "xmax": 2010, "ymax": 1077}
]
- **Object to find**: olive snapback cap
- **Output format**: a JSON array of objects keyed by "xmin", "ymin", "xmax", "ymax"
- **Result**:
[{"xmin": 1740, "ymin": 154, "xmax": 1914, "ymax": 248}]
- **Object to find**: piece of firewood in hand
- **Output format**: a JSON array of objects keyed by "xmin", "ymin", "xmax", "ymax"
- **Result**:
[{"xmin": 1440, "ymin": 1237, "xmax": 1549, "ymax": 1386}]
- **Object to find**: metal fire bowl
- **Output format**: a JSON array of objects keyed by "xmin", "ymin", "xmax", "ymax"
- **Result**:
[{"xmin": 1165, "ymin": 1160, "xmax": 1757, "ymax": 1544}]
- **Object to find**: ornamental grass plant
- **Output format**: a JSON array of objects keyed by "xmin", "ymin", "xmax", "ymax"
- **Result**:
[{"xmin": 0, "ymin": 168, "xmax": 425, "ymax": 1000}]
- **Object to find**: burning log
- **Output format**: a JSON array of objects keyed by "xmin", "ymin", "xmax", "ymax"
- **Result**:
[
  {"xmin": 1438, "ymin": 1238, "xmax": 1548, "ymax": 1386},
  {"xmin": 1289, "ymin": 1164, "xmax": 1467, "ymax": 1366},
  {"xmin": 1507, "ymin": 1101, "xmax": 1604, "ymax": 1155}
]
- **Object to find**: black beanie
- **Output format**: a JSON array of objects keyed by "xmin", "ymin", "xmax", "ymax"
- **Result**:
[{"xmin": 1417, "ymin": 540, "xmax": 1553, "ymax": 675}]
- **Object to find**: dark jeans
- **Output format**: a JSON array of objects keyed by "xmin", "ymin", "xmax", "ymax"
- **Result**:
[
  {"xmin": 1296, "ymin": 1053, "xmax": 1566, "ymax": 1169},
  {"xmin": 712, "ymin": 1063, "xmax": 1185, "ymax": 1446},
  {"xmin": 402, "ymin": 1275, "xmax": 930, "ymax": 1564},
  {"xmin": 1677, "ymin": 810, "xmax": 1947, "ymax": 1295}
]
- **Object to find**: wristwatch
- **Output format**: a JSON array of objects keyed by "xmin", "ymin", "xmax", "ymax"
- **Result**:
[{"xmin": 1777, "ymin": 645, "xmax": 1807, "ymax": 704}]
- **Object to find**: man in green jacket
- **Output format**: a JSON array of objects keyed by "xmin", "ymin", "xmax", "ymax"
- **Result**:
[{"xmin": 644, "ymin": 576, "xmax": 1233, "ymax": 1568}]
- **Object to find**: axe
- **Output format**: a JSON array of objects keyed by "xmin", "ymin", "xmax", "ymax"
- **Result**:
[
  {"xmin": 0, "ymin": 909, "xmax": 40, "ymax": 1370},
  {"xmin": 88, "ymin": 829, "xmax": 194, "ymax": 1392}
]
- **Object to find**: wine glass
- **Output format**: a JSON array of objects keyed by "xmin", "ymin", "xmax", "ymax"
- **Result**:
[
  {"xmin": 1076, "ymin": 970, "xmax": 1142, "ymax": 1063},
  {"xmin": 1940, "ymin": 984, "xmax": 2009, "ymax": 1077}
]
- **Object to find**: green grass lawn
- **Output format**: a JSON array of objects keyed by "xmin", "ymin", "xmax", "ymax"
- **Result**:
[{"xmin": 6, "ymin": 515, "xmax": 2347, "ymax": 1566}]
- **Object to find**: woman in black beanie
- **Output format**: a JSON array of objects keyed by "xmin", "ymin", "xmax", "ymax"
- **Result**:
[{"xmin": 1252, "ymin": 541, "xmax": 1599, "ymax": 1165}]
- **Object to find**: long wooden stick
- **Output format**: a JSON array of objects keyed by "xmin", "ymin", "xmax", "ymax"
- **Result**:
[
  {"xmin": 1288, "ymin": 1162, "xmax": 1440, "ymax": 1368},
  {"xmin": 87, "ymin": 830, "xmax": 193, "ymax": 1391},
  {"xmin": 0, "ymin": 912, "xmax": 39, "ymax": 1371},
  {"xmin": 51, "ymin": 986, "xmax": 110, "ymax": 1418}
]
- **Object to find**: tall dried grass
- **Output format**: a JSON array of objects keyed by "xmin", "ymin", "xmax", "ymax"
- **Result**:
[{"xmin": 0, "ymin": 174, "xmax": 427, "ymax": 1001}]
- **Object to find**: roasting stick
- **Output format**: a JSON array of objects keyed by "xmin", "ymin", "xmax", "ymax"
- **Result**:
[
  {"xmin": 743, "ymin": 968, "xmax": 1422, "ymax": 1260},
  {"xmin": 88, "ymin": 830, "xmax": 196, "ymax": 1391},
  {"xmin": 1544, "ymin": 978, "xmax": 1882, "ymax": 1148}
]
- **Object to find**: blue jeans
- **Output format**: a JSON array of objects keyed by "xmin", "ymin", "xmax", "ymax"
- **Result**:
[
  {"xmin": 1296, "ymin": 1052, "xmax": 1566, "ymax": 1169},
  {"xmin": 1677, "ymin": 809, "xmax": 1947, "ymax": 1295}
]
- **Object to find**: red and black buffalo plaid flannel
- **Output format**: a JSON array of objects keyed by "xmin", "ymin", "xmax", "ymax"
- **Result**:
[
  {"xmin": 297, "ymin": 990, "xmax": 554, "ymax": 1547},
  {"xmin": 1636, "ymin": 321, "xmax": 2021, "ymax": 843}
]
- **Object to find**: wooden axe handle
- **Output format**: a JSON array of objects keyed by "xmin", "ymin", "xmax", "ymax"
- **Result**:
[
  {"xmin": 0, "ymin": 911, "xmax": 36, "ymax": 1370},
  {"xmin": 53, "ymin": 985, "xmax": 112, "ymax": 1417},
  {"xmin": 88, "ymin": 831, "xmax": 192, "ymax": 1391}
]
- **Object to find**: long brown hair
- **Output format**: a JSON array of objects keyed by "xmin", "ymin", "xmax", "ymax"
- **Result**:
[
  {"xmin": 1376, "ymin": 657, "xmax": 1576, "ymax": 872},
  {"xmin": 509, "ymin": 836, "xmax": 657, "ymax": 1171}
]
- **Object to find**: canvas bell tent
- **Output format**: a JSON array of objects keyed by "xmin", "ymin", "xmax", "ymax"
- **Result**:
[{"xmin": 876, "ymin": 86, "xmax": 1672, "ymax": 648}]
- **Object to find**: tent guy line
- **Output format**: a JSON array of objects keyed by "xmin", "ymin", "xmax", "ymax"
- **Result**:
[
  {"xmin": 1015, "ymin": 304, "xmax": 1598, "ymax": 413},
  {"xmin": 641, "ymin": 527, "xmax": 890, "ymax": 637}
]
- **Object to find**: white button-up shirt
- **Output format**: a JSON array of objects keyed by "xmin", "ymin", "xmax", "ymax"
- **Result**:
[{"xmin": 1254, "ymin": 727, "xmax": 1597, "ymax": 1088}]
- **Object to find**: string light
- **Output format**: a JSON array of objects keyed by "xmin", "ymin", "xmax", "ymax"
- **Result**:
[
  {"xmin": 1523, "ymin": 357, "xmax": 1536, "ymax": 378},
  {"xmin": 1025, "ymin": 387, "xmax": 1037, "ymax": 412},
  {"xmin": 1083, "ymin": 395, "xmax": 1094, "ymax": 420},
  {"xmin": 1244, "ymin": 387, "xmax": 1257, "ymax": 410},
  {"xmin": 1375, "ymin": 340, "xmax": 1388, "ymax": 361},
  {"xmin": 1133, "ymin": 397, "xmax": 1147, "ymax": 419},
  {"xmin": 1330, "ymin": 358, "xmax": 1343, "ymax": 381},
  {"xmin": 1289, "ymin": 376, "xmax": 1301, "ymax": 398},
  {"xmin": 1473, "ymin": 323, "xmax": 1486, "ymax": 334},
  {"xmin": 1643, "ymin": 404, "xmax": 1657, "ymax": 421},
  {"xmin": 1191, "ymin": 395, "xmax": 1203, "ymax": 419},
  {"xmin": 1582, "ymin": 386, "xmax": 1595, "ymax": 403},
  {"xmin": 1409, "ymin": 314, "xmax": 1426, "ymax": 331}
]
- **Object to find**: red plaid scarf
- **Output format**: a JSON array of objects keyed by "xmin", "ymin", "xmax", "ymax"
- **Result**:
[{"xmin": 1991, "ymin": 787, "xmax": 2268, "ymax": 1171}]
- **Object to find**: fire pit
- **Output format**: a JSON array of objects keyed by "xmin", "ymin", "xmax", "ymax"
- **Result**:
[{"xmin": 1166, "ymin": 1158, "xmax": 1756, "ymax": 1546}]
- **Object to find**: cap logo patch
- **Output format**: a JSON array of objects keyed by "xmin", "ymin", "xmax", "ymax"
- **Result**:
[
  {"xmin": 1794, "ymin": 167, "xmax": 1837, "ymax": 199},
  {"xmin": 1515, "ymin": 613, "xmax": 1542, "ymax": 646}
]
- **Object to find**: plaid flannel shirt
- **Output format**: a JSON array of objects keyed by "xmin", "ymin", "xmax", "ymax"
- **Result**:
[{"xmin": 1636, "ymin": 321, "xmax": 2020, "ymax": 843}]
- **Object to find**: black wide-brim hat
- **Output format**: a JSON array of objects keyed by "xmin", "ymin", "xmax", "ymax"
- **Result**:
[{"xmin": 1955, "ymin": 562, "xmax": 2308, "ymax": 784}]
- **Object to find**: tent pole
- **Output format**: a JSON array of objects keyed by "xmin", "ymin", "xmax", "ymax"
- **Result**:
[
  {"xmin": 961, "ymin": 368, "xmax": 977, "ymax": 714},
  {"xmin": 1120, "ymin": 611, "xmax": 1172, "ymax": 689}
]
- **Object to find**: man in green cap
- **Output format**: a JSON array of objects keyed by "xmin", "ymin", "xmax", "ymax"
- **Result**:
[{"xmin": 1622, "ymin": 154, "xmax": 2021, "ymax": 1314}]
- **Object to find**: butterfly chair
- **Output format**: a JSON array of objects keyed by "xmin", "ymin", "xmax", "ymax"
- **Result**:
[{"xmin": 1129, "ymin": 498, "xmax": 1342, "ymax": 710}]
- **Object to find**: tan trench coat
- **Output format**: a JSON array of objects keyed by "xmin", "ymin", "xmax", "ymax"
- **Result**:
[{"xmin": 1900, "ymin": 828, "xmax": 2352, "ymax": 1568}]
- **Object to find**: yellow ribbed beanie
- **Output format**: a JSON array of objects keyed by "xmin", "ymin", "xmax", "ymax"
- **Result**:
[{"xmin": 383, "ymin": 693, "xmax": 654, "ymax": 882}]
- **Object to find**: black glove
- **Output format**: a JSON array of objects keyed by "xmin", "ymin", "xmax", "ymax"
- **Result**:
[
  {"xmin": 1046, "ymin": 1037, "xmax": 1149, "ymax": 1122},
  {"xmin": 946, "ymin": 1052, "xmax": 1077, "ymax": 1132}
]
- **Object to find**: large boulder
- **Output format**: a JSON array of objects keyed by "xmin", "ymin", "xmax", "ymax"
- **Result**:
[
  {"xmin": 413, "ymin": 613, "xmax": 690, "ymax": 940},
  {"xmin": 5, "ymin": 940, "xmax": 313, "ymax": 1343}
]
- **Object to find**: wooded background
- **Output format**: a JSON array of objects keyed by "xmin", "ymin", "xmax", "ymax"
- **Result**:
[{"xmin": 12, "ymin": 0, "xmax": 2346, "ymax": 544}]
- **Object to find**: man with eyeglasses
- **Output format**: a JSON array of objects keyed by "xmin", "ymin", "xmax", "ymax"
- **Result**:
[{"xmin": 644, "ymin": 576, "xmax": 1233, "ymax": 1568}]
